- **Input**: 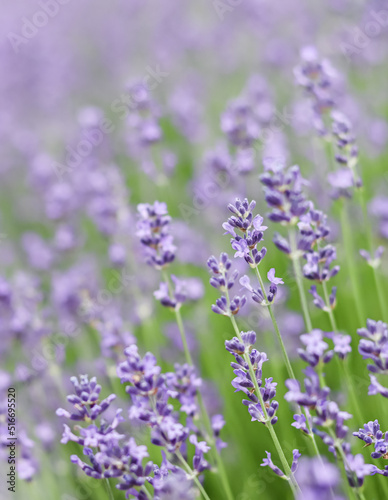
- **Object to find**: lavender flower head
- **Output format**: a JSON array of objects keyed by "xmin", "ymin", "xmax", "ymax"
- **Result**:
[
  {"xmin": 222, "ymin": 198, "xmax": 268, "ymax": 268},
  {"xmin": 136, "ymin": 201, "xmax": 176, "ymax": 269},
  {"xmin": 56, "ymin": 375, "xmax": 116, "ymax": 422}
]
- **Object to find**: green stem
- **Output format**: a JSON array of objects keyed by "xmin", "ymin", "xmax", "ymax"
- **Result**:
[
  {"xmin": 228, "ymin": 313, "xmax": 299, "ymax": 497},
  {"xmin": 327, "ymin": 428, "xmax": 366, "ymax": 500},
  {"xmin": 289, "ymin": 228, "xmax": 313, "ymax": 332},
  {"xmin": 253, "ymin": 264, "xmax": 296, "ymax": 381},
  {"xmin": 141, "ymin": 486, "xmax": 153, "ymax": 500},
  {"xmin": 105, "ymin": 478, "xmax": 114, "ymax": 500},
  {"xmin": 175, "ymin": 306, "xmax": 194, "ymax": 366},
  {"xmin": 357, "ymin": 187, "xmax": 387, "ymax": 322},
  {"xmin": 372, "ymin": 265, "xmax": 387, "ymax": 323},
  {"xmin": 163, "ymin": 270, "xmax": 234, "ymax": 500},
  {"xmin": 321, "ymin": 280, "xmax": 364, "ymax": 426},
  {"xmin": 339, "ymin": 201, "xmax": 365, "ymax": 325},
  {"xmin": 251, "ymin": 262, "xmax": 324, "ymax": 464},
  {"xmin": 176, "ymin": 451, "xmax": 212, "ymax": 500}
]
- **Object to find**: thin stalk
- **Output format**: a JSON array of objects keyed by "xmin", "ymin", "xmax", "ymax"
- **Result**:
[
  {"xmin": 176, "ymin": 451, "xmax": 212, "ymax": 500},
  {"xmin": 357, "ymin": 187, "xmax": 387, "ymax": 322},
  {"xmin": 253, "ymin": 265, "xmax": 296, "ymax": 380},
  {"xmin": 327, "ymin": 429, "xmax": 366, "ymax": 500},
  {"xmin": 162, "ymin": 269, "xmax": 234, "ymax": 500},
  {"xmin": 228, "ymin": 311, "xmax": 300, "ymax": 496},
  {"xmin": 372, "ymin": 265, "xmax": 387, "ymax": 323},
  {"xmin": 141, "ymin": 486, "xmax": 153, "ymax": 500},
  {"xmin": 321, "ymin": 280, "xmax": 364, "ymax": 426},
  {"xmin": 105, "ymin": 478, "xmax": 114, "ymax": 500},
  {"xmin": 251, "ymin": 261, "xmax": 324, "ymax": 464},
  {"xmin": 339, "ymin": 201, "xmax": 365, "ymax": 325},
  {"xmin": 289, "ymin": 228, "xmax": 313, "ymax": 332}
]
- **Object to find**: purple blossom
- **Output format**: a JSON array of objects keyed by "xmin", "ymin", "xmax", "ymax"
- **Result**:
[
  {"xmin": 223, "ymin": 198, "xmax": 268, "ymax": 268},
  {"xmin": 297, "ymin": 330, "xmax": 334, "ymax": 367},
  {"xmin": 56, "ymin": 375, "xmax": 116, "ymax": 422},
  {"xmin": 359, "ymin": 246, "xmax": 384, "ymax": 268},
  {"xmin": 331, "ymin": 334, "xmax": 352, "ymax": 360},
  {"xmin": 136, "ymin": 201, "xmax": 176, "ymax": 270}
]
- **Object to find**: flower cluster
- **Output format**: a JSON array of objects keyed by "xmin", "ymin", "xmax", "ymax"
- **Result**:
[
  {"xmin": 259, "ymin": 160, "xmax": 310, "ymax": 225},
  {"xmin": 207, "ymin": 253, "xmax": 246, "ymax": 316},
  {"xmin": 56, "ymin": 375, "xmax": 116, "ymax": 421},
  {"xmin": 353, "ymin": 420, "xmax": 388, "ymax": 459},
  {"xmin": 358, "ymin": 319, "xmax": 388, "ymax": 398},
  {"xmin": 57, "ymin": 375, "xmax": 154, "ymax": 495},
  {"xmin": 136, "ymin": 202, "xmax": 176, "ymax": 270},
  {"xmin": 117, "ymin": 345, "xmax": 211, "ymax": 473},
  {"xmin": 293, "ymin": 45, "xmax": 337, "ymax": 123},
  {"xmin": 223, "ymin": 198, "xmax": 268, "ymax": 267},
  {"xmin": 225, "ymin": 331, "xmax": 279, "ymax": 425}
]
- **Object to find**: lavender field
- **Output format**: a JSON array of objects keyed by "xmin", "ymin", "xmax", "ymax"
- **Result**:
[{"xmin": 2, "ymin": 1, "xmax": 388, "ymax": 499}]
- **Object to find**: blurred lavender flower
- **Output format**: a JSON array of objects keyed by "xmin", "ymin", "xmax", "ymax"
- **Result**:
[
  {"xmin": 297, "ymin": 330, "xmax": 334, "ymax": 367},
  {"xmin": 359, "ymin": 246, "xmax": 384, "ymax": 268},
  {"xmin": 295, "ymin": 456, "xmax": 343, "ymax": 500},
  {"xmin": 136, "ymin": 201, "xmax": 176, "ymax": 270},
  {"xmin": 357, "ymin": 319, "xmax": 388, "ymax": 374}
]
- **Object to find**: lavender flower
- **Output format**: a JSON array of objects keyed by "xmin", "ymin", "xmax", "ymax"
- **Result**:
[
  {"xmin": 259, "ymin": 163, "xmax": 309, "ymax": 225},
  {"xmin": 56, "ymin": 375, "xmax": 116, "ymax": 422},
  {"xmin": 225, "ymin": 333, "xmax": 279, "ymax": 425},
  {"xmin": 357, "ymin": 319, "xmax": 388, "ymax": 374},
  {"xmin": 344, "ymin": 454, "xmax": 376, "ymax": 488},
  {"xmin": 295, "ymin": 456, "xmax": 343, "ymax": 500},
  {"xmin": 360, "ymin": 246, "xmax": 384, "ymax": 268},
  {"xmin": 208, "ymin": 253, "xmax": 246, "ymax": 317},
  {"xmin": 331, "ymin": 333, "xmax": 352, "ymax": 360},
  {"xmin": 297, "ymin": 330, "xmax": 334, "ymax": 367},
  {"xmin": 136, "ymin": 201, "xmax": 176, "ymax": 269},
  {"xmin": 223, "ymin": 198, "xmax": 268, "ymax": 267},
  {"xmin": 353, "ymin": 420, "xmax": 388, "ymax": 459}
]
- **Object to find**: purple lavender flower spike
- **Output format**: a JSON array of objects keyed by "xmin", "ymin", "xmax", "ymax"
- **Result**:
[
  {"xmin": 357, "ymin": 319, "xmax": 388, "ymax": 374},
  {"xmin": 297, "ymin": 330, "xmax": 334, "ymax": 367},
  {"xmin": 295, "ymin": 456, "xmax": 343, "ymax": 499},
  {"xmin": 259, "ymin": 163, "xmax": 310, "ymax": 226},
  {"xmin": 208, "ymin": 253, "xmax": 247, "ymax": 316},
  {"xmin": 154, "ymin": 275, "xmax": 204, "ymax": 309},
  {"xmin": 225, "ymin": 331, "xmax": 256, "ymax": 355},
  {"xmin": 354, "ymin": 419, "xmax": 388, "ymax": 460},
  {"xmin": 56, "ymin": 375, "xmax": 116, "ymax": 422},
  {"xmin": 285, "ymin": 366, "xmax": 330, "ymax": 408},
  {"xmin": 225, "ymin": 333, "xmax": 278, "ymax": 424},
  {"xmin": 223, "ymin": 198, "xmax": 267, "ymax": 268},
  {"xmin": 136, "ymin": 201, "xmax": 176, "ymax": 270}
]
